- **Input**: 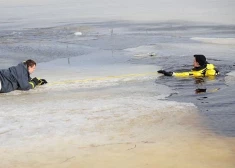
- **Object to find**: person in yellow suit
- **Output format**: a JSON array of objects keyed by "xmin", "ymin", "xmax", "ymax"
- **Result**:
[{"xmin": 158, "ymin": 54, "xmax": 219, "ymax": 77}]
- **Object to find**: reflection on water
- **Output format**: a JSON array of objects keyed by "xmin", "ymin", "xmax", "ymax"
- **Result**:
[
  {"xmin": 195, "ymin": 77, "xmax": 207, "ymax": 94},
  {"xmin": 195, "ymin": 88, "xmax": 207, "ymax": 94}
]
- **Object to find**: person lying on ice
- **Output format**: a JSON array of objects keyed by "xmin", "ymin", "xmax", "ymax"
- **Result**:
[
  {"xmin": 158, "ymin": 54, "xmax": 219, "ymax": 77},
  {"xmin": 0, "ymin": 59, "xmax": 47, "ymax": 93}
]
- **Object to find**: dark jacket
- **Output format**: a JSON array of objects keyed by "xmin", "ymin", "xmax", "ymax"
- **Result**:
[{"xmin": 0, "ymin": 62, "xmax": 33, "ymax": 93}]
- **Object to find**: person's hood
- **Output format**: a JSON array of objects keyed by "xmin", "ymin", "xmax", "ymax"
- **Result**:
[{"xmin": 194, "ymin": 54, "xmax": 207, "ymax": 66}]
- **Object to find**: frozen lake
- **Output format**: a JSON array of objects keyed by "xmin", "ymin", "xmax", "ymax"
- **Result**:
[{"xmin": 0, "ymin": 0, "xmax": 235, "ymax": 167}]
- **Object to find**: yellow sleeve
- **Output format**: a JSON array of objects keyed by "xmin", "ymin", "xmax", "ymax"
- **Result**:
[
  {"xmin": 173, "ymin": 71, "xmax": 205, "ymax": 77},
  {"xmin": 172, "ymin": 65, "xmax": 217, "ymax": 78},
  {"xmin": 173, "ymin": 71, "xmax": 193, "ymax": 77}
]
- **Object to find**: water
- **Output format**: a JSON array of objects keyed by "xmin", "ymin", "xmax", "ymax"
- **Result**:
[{"xmin": 1, "ymin": 1, "xmax": 235, "ymax": 167}]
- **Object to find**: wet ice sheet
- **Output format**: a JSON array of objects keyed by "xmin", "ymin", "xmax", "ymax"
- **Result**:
[
  {"xmin": 26, "ymin": 50, "xmax": 162, "ymax": 91},
  {"xmin": 1, "ymin": 21, "xmax": 235, "ymax": 69},
  {"xmin": 1, "ymin": 81, "xmax": 235, "ymax": 168},
  {"xmin": 0, "ymin": 52, "xmax": 172, "ymax": 146},
  {"xmin": 0, "ymin": 82, "xmax": 183, "ymax": 147}
]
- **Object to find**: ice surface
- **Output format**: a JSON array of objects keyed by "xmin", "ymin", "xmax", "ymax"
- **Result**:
[
  {"xmin": 1, "ymin": 1, "xmax": 235, "ymax": 167},
  {"xmin": 225, "ymin": 71, "xmax": 235, "ymax": 85},
  {"xmin": 191, "ymin": 37, "xmax": 235, "ymax": 45},
  {"xmin": 0, "ymin": 67, "xmax": 191, "ymax": 147},
  {"xmin": 1, "ymin": 0, "xmax": 235, "ymax": 30}
]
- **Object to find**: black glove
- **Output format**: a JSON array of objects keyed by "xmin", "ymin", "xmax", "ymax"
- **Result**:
[
  {"xmin": 31, "ymin": 77, "xmax": 39, "ymax": 85},
  {"xmin": 157, "ymin": 70, "xmax": 173, "ymax": 76},
  {"xmin": 38, "ymin": 79, "xmax": 48, "ymax": 85}
]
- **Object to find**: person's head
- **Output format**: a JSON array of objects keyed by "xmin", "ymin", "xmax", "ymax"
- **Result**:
[
  {"xmin": 24, "ymin": 59, "xmax": 36, "ymax": 74},
  {"xmin": 193, "ymin": 54, "xmax": 206, "ymax": 67}
]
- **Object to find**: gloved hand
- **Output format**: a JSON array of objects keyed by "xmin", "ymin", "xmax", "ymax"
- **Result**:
[
  {"xmin": 38, "ymin": 79, "xmax": 48, "ymax": 85},
  {"xmin": 157, "ymin": 70, "xmax": 173, "ymax": 76},
  {"xmin": 31, "ymin": 77, "xmax": 40, "ymax": 85}
]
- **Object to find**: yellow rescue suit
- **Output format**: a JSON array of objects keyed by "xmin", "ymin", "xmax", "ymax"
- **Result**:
[{"xmin": 173, "ymin": 63, "xmax": 219, "ymax": 77}]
